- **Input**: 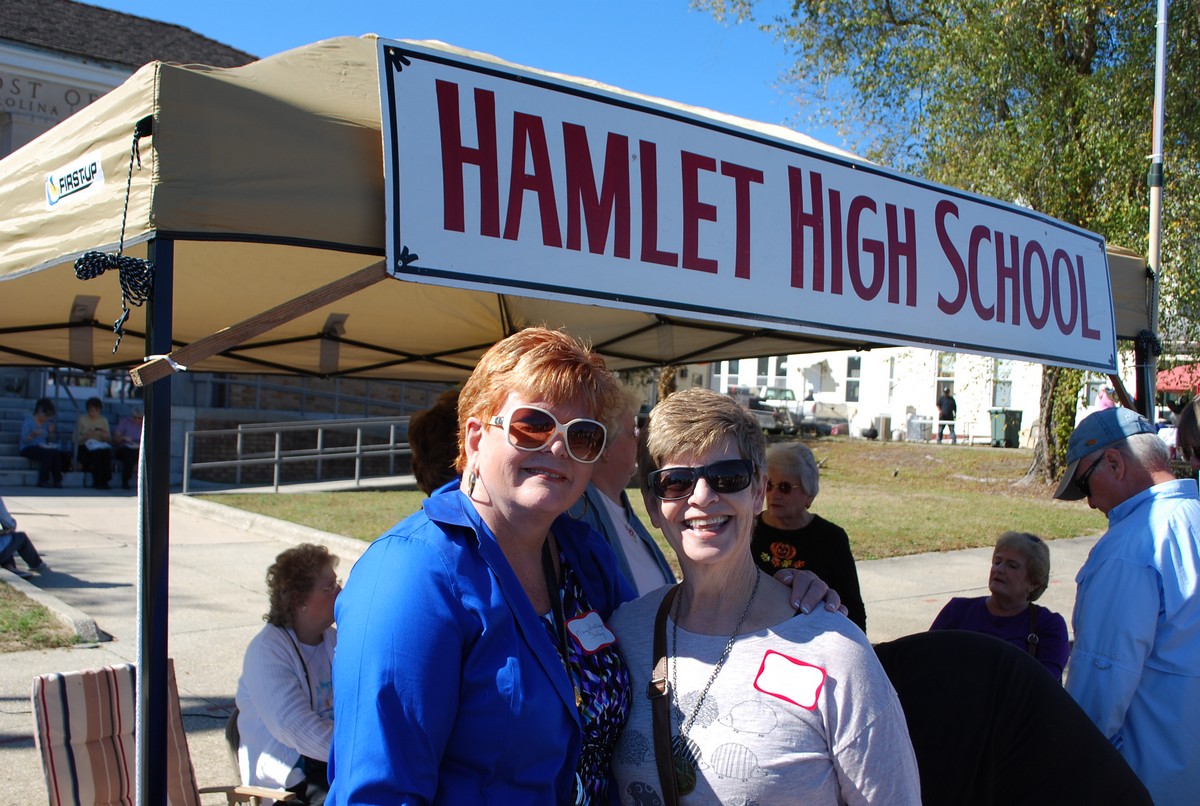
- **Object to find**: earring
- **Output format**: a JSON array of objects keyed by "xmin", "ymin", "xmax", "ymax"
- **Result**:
[
  {"xmin": 569, "ymin": 493, "xmax": 590, "ymax": 520},
  {"xmin": 467, "ymin": 470, "xmax": 477, "ymax": 498}
]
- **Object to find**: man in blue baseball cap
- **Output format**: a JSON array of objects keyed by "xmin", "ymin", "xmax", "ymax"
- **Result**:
[{"xmin": 1055, "ymin": 406, "xmax": 1200, "ymax": 803}]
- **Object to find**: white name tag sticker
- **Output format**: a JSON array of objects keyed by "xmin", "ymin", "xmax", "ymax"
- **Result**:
[
  {"xmin": 566, "ymin": 610, "xmax": 616, "ymax": 654},
  {"xmin": 753, "ymin": 649, "xmax": 826, "ymax": 710}
]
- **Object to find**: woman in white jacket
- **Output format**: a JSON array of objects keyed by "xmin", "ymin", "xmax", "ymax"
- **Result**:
[{"xmin": 236, "ymin": 543, "xmax": 340, "ymax": 804}]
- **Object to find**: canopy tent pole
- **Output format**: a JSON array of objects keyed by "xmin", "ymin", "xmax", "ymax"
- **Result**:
[
  {"xmin": 126, "ymin": 256, "xmax": 389, "ymax": 802},
  {"xmin": 137, "ymin": 236, "xmax": 173, "ymax": 806},
  {"xmin": 1138, "ymin": 0, "xmax": 1168, "ymax": 418}
]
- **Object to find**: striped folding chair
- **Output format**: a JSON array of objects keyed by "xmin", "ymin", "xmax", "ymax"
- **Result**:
[{"xmin": 31, "ymin": 659, "xmax": 294, "ymax": 805}]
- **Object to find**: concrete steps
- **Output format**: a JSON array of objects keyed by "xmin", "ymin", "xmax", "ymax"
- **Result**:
[{"xmin": 0, "ymin": 467, "xmax": 95, "ymax": 488}]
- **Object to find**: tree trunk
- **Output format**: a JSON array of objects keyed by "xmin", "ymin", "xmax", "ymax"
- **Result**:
[
  {"xmin": 1022, "ymin": 366, "xmax": 1082, "ymax": 484},
  {"xmin": 657, "ymin": 366, "xmax": 678, "ymax": 401}
]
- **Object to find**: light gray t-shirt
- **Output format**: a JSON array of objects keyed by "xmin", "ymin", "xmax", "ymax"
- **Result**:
[{"xmin": 610, "ymin": 586, "xmax": 920, "ymax": 805}]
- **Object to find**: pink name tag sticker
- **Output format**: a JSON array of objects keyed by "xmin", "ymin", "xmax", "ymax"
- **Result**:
[
  {"xmin": 753, "ymin": 649, "xmax": 827, "ymax": 710},
  {"xmin": 566, "ymin": 610, "xmax": 616, "ymax": 654}
]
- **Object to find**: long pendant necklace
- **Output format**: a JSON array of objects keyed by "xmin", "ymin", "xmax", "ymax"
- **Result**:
[
  {"xmin": 542, "ymin": 538, "xmax": 583, "ymax": 708},
  {"xmin": 670, "ymin": 569, "xmax": 761, "ymax": 795}
]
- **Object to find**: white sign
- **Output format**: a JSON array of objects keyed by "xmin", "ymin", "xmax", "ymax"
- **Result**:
[
  {"xmin": 45, "ymin": 152, "xmax": 105, "ymax": 208},
  {"xmin": 379, "ymin": 40, "xmax": 1118, "ymax": 372}
]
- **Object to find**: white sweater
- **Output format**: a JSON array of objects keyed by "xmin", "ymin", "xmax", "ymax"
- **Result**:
[{"xmin": 235, "ymin": 623, "xmax": 336, "ymax": 795}]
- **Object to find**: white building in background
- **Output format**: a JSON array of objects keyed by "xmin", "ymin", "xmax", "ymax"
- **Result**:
[{"xmin": 697, "ymin": 347, "xmax": 1137, "ymax": 447}]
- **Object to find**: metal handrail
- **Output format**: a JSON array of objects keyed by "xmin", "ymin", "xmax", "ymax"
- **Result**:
[{"xmin": 183, "ymin": 415, "xmax": 412, "ymax": 493}]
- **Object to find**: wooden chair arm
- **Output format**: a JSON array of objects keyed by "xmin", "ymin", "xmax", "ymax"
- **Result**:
[{"xmin": 197, "ymin": 783, "xmax": 297, "ymax": 803}]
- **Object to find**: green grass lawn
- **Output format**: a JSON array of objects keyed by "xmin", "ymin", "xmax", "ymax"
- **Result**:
[
  {"xmin": 202, "ymin": 438, "xmax": 1107, "ymax": 569},
  {"xmin": 0, "ymin": 582, "xmax": 78, "ymax": 653},
  {"xmin": 3, "ymin": 438, "xmax": 1105, "ymax": 653}
]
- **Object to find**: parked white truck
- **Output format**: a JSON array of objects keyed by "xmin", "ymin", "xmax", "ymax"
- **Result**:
[{"xmin": 728, "ymin": 386, "xmax": 797, "ymax": 435}]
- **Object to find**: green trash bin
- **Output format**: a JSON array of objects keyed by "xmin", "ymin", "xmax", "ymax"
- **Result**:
[
  {"xmin": 989, "ymin": 409, "xmax": 1022, "ymax": 447},
  {"xmin": 1003, "ymin": 410, "xmax": 1022, "ymax": 448},
  {"xmin": 988, "ymin": 409, "xmax": 1006, "ymax": 447}
]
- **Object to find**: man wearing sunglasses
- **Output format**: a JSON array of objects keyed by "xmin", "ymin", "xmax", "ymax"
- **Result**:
[{"xmin": 1053, "ymin": 406, "xmax": 1200, "ymax": 804}]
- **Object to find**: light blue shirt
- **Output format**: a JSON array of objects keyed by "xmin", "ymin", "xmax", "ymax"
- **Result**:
[
  {"xmin": 19, "ymin": 414, "xmax": 46, "ymax": 449},
  {"xmin": 1066, "ymin": 477, "xmax": 1200, "ymax": 804},
  {"xmin": 0, "ymin": 497, "xmax": 15, "ymax": 532}
]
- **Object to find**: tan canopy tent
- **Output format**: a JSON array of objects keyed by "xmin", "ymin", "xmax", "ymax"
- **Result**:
[
  {"xmin": 0, "ymin": 35, "xmax": 1151, "ymax": 378},
  {"xmin": 0, "ymin": 34, "xmax": 1153, "ymax": 803}
]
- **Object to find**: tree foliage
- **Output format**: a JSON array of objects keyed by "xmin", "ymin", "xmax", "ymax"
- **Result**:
[{"xmin": 699, "ymin": 0, "xmax": 1200, "ymax": 479}]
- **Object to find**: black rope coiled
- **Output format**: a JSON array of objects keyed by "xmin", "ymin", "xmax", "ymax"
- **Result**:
[
  {"xmin": 72, "ymin": 117, "xmax": 155, "ymax": 353},
  {"xmin": 1137, "ymin": 329, "xmax": 1162, "ymax": 358}
]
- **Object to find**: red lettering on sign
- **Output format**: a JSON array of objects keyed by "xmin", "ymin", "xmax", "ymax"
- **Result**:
[
  {"xmin": 1051, "ymin": 249, "xmax": 1079, "ymax": 335},
  {"xmin": 827, "ymin": 188, "xmax": 844, "ymax": 295},
  {"xmin": 435, "ymin": 80, "xmax": 499, "ymax": 237},
  {"xmin": 1022, "ymin": 241, "xmax": 1051, "ymax": 329},
  {"xmin": 1077, "ymin": 255, "xmax": 1101, "ymax": 340},
  {"xmin": 639, "ymin": 140, "xmax": 678, "ymax": 267},
  {"xmin": 886, "ymin": 203, "xmax": 917, "ymax": 306},
  {"xmin": 681, "ymin": 151, "xmax": 718, "ymax": 274},
  {"xmin": 503, "ymin": 112, "xmax": 562, "ymax": 247},
  {"xmin": 968, "ymin": 225, "xmax": 993, "ymax": 320},
  {"xmin": 788, "ymin": 167, "xmax": 823, "ymax": 290},
  {"xmin": 722, "ymin": 161, "xmax": 764, "ymax": 279},
  {"xmin": 562, "ymin": 125, "xmax": 631, "ymax": 257},
  {"xmin": 847, "ymin": 196, "xmax": 884, "ymax": 301},
  {"xmin": 936, "ymin": 200, "xmax": 967, "ymax": 314},
  {"xmin": 995, "ymin": 233, "xmax": 1021, "ymax": 325}
]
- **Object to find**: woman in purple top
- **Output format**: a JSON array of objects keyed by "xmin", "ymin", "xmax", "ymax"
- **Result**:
[{"xmin": 930, "ymin": 531, "xmax": 1069, "ymax": 679}]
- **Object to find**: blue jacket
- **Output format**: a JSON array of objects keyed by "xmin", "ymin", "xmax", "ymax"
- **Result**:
[
  {"xmin": 568, "ymin": 484, "xmax": 675, "ymax": 595},
  {"xmin": 328, "ymin": 488, "xmax": 634, "ymax": 805}
]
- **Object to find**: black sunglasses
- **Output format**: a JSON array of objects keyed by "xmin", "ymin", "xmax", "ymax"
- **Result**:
[
  {"xmin": 647, "ymin": 459, "xmax": 756, "ymax": 501},
  {"xmin": 766, "ymin": 479, "xmax": 799, "ymax": 495},
  {"xmin": 1073, "ymin": 454, "xmax": 1106, "ymax": 498}
]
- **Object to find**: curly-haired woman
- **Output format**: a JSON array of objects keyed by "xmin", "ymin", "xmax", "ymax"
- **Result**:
[{"xmin": 236, "ymin": 543, "xmax": 340, "ymax": 804}]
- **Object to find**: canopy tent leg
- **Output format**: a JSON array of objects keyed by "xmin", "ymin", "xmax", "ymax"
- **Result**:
[{"xmin": 137, "ymin": 236, "xmax": 173, "ymax": 806}]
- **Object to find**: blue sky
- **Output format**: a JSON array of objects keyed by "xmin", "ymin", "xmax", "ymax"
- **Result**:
[{"xmin": 83, "ymin": 0, "xmax": 851, "ymax": 150}]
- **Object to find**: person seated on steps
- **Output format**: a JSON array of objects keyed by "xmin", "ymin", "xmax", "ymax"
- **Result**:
[{"xmin": 74, "ymin": 397, "xmax": 114, "ymax": 490}]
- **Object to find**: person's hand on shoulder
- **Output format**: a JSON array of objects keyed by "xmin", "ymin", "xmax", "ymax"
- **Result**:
[{"xmin": 776, "ymin": 568, "xmax": 848, "ymax": 616}]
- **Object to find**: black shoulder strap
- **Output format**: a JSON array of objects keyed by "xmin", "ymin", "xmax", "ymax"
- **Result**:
[
  {"xmin": 650, "ymin": 585, "xmax": 680, "ymax": 805},
  {"xmin": 1026, "ymin": 603, "xmax": 1039, "ymax": 657}
]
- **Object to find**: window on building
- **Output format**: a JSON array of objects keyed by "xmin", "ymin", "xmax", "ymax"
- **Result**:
[
  {"xmin": 846, "ymin": 356, "xmax": 861, "ymax": 402},
  {"xmin": 936, "ymin": 352, "xmax": 956, "ymax": 400},
  {"xmin": 776, "ymin": 355, "xmax": 788, "ymax": 378},
  {"xmin": 757, "ymin": 356, "xmax": 770, "ymax": 386},
  {"xmin": 992, "ymin": 359, "xmax": 1013, "ymax": 407}
]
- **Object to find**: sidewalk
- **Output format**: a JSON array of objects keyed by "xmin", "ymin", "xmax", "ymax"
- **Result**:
[{"xmin": 0, "ymin": 487, "xmax": 1099, "ymax": 805}]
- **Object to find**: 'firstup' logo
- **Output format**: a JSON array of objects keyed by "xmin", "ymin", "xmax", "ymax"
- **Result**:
[{"xmin": 45, "ymin": 154, "xmax": 104, "ymax": 207}]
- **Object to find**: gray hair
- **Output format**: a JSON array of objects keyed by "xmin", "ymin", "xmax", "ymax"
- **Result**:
[
  {"xmin": 994, "ymin": 531, "xmax": 1050, "ymax": 602},
  {"xmin": 765, "ymin": 442, "xmax": 820, "ymax": 498},
  {"xmin": 1111, "ymin": 432, "xmax": 1171, "ymax": 473},
  {"xmin": 609, "ymin": 384, "xmax": 642, "ymax": 440}
]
